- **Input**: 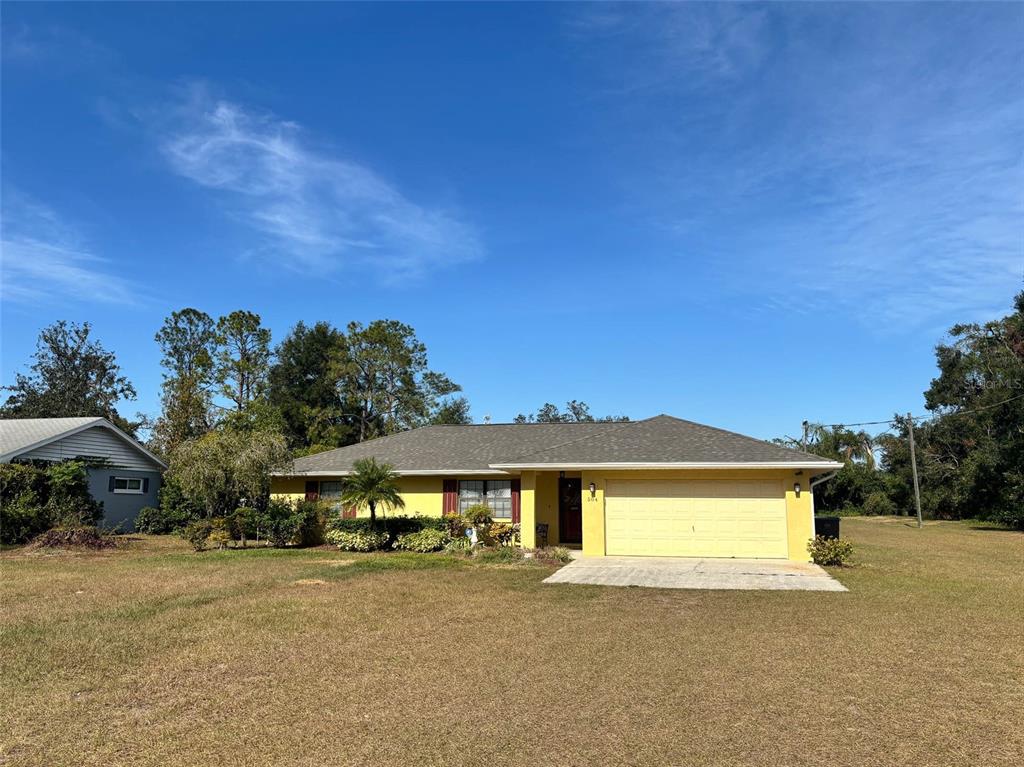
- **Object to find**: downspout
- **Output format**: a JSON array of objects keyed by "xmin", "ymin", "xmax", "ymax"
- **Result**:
[{"xmin": 808, "ymin": 470, "xmax": 839, "ymax": 535}]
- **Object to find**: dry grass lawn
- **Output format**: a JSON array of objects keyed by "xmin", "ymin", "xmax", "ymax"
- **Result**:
[{"xmin": 1, "ymin": 517, "xmax": 1022, "ymax": 766}]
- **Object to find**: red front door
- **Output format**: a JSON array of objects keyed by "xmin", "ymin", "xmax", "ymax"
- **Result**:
[{"xmin": 559, "ymin": 477, "xmax": 583, "ymax": 544}]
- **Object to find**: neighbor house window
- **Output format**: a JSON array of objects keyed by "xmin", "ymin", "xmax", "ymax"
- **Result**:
[
  {"xmin": 112, "ymin": 477, "xmax": 144, "ymax": 494},
  {"xmin": 458, "ymin": 480, "xmax": 512, "ymax": 519}
]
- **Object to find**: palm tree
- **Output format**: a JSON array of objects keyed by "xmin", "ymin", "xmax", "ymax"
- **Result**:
[{"xmin": 340, "ymin": 457, "xmax": 405, "ymax": 526}]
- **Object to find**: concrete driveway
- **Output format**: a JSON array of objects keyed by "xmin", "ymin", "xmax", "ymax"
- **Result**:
[{"xmin": 543, "ymin": 556, "xmax": 847, "ymax": 591}]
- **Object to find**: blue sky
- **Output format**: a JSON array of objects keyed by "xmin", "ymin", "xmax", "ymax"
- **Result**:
[{"xmin": 2, "ymin": 2, "xmax": 1021, "ymax": 441}]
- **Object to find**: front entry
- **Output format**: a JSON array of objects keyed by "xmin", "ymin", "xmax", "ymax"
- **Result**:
[{"xmin": 559, "ymin": 477, "xmax": 583, "ymax": 545}]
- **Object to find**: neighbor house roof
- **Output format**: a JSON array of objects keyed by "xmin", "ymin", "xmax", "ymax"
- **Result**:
[
  {"xmin": 277, "ymin": 415, "xmax": 841, "ymax": 476},
  {"xmin": 0, "ymin": 417, "xmax": 167, "ymax": 468}
]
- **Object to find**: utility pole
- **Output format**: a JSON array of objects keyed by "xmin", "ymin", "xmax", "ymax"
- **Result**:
[
  {"xmin": 801, "ymin": 420, "xmax": 809, "ymax": 451},
  {"xmin": 907, "ymin": 413, "xmax": 923, "ymax": 529}
]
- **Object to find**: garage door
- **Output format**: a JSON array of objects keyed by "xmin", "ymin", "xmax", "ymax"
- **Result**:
[{"xmin": 605, "ymin": 479, "xmax": 788, "ymax": 558}]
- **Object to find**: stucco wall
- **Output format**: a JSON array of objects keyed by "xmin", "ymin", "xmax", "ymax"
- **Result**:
[
  {"xmin": 271, "ymin": 476, "xmax": 492, "ymax": 518},
  {"xmin": 272, "ymin": 469, "xmax": 816, "ymax": 560}
]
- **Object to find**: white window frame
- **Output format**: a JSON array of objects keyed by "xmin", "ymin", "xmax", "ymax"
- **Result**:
[
  {"xmin": 458, "ymin": 479, "xmax": 513, "ymax": 520},
  {"xmin": 112, "ymin": 477, "xmax": 144, "ymax": 495}
]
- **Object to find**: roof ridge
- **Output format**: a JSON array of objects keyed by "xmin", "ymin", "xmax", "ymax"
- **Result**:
[
  {"xmin": 660, "ymin": 415, "xmax": 829, "ymax": 461},
  {"xmin": 497, "ymin": 416, "xmax": 647, "ymax": 463}
]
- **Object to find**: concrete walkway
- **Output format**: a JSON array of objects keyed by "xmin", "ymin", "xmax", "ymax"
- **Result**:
[{"xmin": 543, "ymin": 556, "xmax": 847, "ymax": 591}]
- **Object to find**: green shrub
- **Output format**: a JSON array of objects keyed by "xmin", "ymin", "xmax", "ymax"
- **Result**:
[
  {"xmin": 0, "ymin": 461, "xmax": 101, "ymax": 543},
  {"xmin": 292, "ymin": 499, "xmax": 328, "ymax": 547},
  {"xmin": 393, "ymin": 528, "xmax": 450, "ymax": 553},
  {"xmin": 328, "ymin": 515, "xmax": 446, "ymax": 538},
  {"xmin": 444, "ymin": 535, "xmax": 472, "ymax": 554},
  {"xmin": 1, "ymin": 496, "xmax": 51, "ymax": 545},
  {"xmin": 0, "ymin": 463, "xmax": 51, "ymax": 544},
  {"xmin": 863, "ymin": 492, "xmax": 898, "ymax": 516},
  {"xmin": 258, "ymin": 499, "xmax": 305, "ymax": 548},
  {"xmin": 991, "ymin": 506, "xmax": 1024, "ymax": 531},
  {"xmin": 325, "ymin": 528, "xmax": 390, "ymax": 552},
  {"xmin": 182, "ymin": 519, "xmax": 213, "ymax": 552},
  {"xmin": 157, "ymin": 476, "xmax": 201, "ymax": 523},
  {"xmin": 135, "ymin": 505, "xmax": 192, "ymax": 534},
  {"xmin": 473, "ymin": 546, "xmax": 524, "ymax": 564},
  {"xmin": 462, "ymin": 504, "xmax": 493, "ymax": 529},
  {"xmin": 807, "ymin": 535, "xmax": 854, "ymax": 566},
  {"xmin": 228, "ymin": 506, "xmax": 259, "ymax": 544},
  {"xmin": 44, "ymin": 461, "xmax": 102, "ymax": 528}
]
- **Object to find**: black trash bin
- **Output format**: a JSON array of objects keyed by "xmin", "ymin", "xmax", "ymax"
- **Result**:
[{"xmin": 814, "ymin": 516, "xmax": 840, "ymax": 540}]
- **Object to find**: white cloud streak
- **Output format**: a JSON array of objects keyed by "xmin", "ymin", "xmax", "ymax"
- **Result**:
[
  {"xmin": 1, "ymin": 191, "xmax": 142, "ymax": 306},
  {"xmin": 158, "ymin": 89, "xmax": 481, "ymax": 278},
  {"xmin": 573, "ymin": 4, "xmax": 1024, "ymax": 329}
]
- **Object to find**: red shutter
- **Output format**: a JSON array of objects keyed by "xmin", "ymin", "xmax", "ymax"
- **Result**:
[
  {"xmin": 511, "ymin": 478, "xmax": 521, "ymax": 524},
  {"xmin": 443, "ymin": 479, "xmax": 458, "ymax": 516}
]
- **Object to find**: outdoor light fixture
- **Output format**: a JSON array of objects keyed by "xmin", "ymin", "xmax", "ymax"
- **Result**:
[
  {"xmin": 589, "ymin": 482, "xmax": 596, "ymax": 497},
  {"xmin": 794, "ymin": 483, "xmax": 802, "ymax": 497}
]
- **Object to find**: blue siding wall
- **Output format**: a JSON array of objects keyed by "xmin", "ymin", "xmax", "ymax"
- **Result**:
[{"xmin": 87, "ymin": 468, "xmax": 162, "ymax": 530}]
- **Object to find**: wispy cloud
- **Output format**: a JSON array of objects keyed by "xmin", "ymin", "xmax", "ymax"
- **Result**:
[
  {"xmin": 156, "ymin": 87, "xmax": 481, "ymax": 278},
  {"xmin": 572, "ymin": 3, "xmax": 1024, "ymax": 329},
  {"xmin": 569, "ymin": 3, "xmax": 770, "ymax": 93},
  {"xmin": 0, "ymin": 190, "xmax": 142, "ymax": 306},
  {"xmin": 1, "ymin": 24, "xmax": 115, "ymax": 68}
]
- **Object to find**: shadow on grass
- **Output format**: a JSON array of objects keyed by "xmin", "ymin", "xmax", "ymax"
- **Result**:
[
  {"xmin": 308, "ymin": 552, "xmax": 470, "ymax": 582},
  {"xmin": 964, "ymin": 523, "xmax": 1022, "ymax": 533}
]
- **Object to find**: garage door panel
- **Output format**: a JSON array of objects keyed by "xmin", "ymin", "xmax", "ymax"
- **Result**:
[{"xmin": 605, "ymin": 479, "xmax": 788, "ymax": 558}]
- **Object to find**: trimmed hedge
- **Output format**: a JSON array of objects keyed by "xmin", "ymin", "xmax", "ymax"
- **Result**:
[{"xmin": 328, "ymin": 515, "xmax": 447, "ymax": 537}]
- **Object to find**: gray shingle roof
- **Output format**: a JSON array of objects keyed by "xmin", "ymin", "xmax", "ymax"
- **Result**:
[
  {"xmin": 281, "ymin": 415, "xmax": 839, "ymax": 475},
  {"xmin": 0, "ymin": 417, "xmax": 106, "ymax": 460},
  {"xmin": 0, "ymin": 417, "xmax": 167, "ymax": 468}
]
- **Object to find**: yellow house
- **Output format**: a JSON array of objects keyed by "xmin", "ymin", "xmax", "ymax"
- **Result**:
[{"xmin": 270, "ymin": 415, "xmax": 841, "ymax": 562}]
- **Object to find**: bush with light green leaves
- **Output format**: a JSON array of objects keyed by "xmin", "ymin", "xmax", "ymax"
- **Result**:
[
  {"xmin": 393, "ymin": 528, "xmax": 450, "ymax": 553},
  {"xmin": 325, "ymin": 528, "xmax": 390, "ymax": 552},
  {"xmin": 807, "ymin": 535, "xmax": 854, "ymax": 566}
]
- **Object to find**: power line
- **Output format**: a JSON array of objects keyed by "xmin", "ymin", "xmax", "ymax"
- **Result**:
[{"xmin": 822, "ymin": 392, "xmax": 1024, "ymax": 431}]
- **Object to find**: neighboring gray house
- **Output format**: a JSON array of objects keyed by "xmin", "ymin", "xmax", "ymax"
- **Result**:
[{"xmin": 0, "ymin": 417, "xmax": 166, "ymax": 529}]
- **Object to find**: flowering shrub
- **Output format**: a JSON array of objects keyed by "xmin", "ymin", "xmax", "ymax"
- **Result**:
[
  {"xmin": 488, "ymin": 522, "xmax": 520, "ymax": 547},
  {"xmin": 182, "ymin": 519, "xmax": 213, "ymax": 552},
  {"xmin": 807, "ymin": 535, "xmax": 854, "ymax": 566},
  {"xmin": 207, "ymin": 521, "xmax": 232, "ymax": 551},
  {"xmin": 532, "ymin": 546, "xmax": 573, "ymax": 564},
  {"xmin": 393, "ymin": 528, "xmax": 450, "ymax": 553},
  {"xmin": 325, "ymin": 528, "xmax": 389, "ymax": 552},
  {"xmin": 442, "ymin": 514, "xmax": 470, "ymax": 538}
]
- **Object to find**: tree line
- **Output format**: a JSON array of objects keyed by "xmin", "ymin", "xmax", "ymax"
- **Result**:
[
  {"xmin": 0, "ymin": 310, "xmax": 623, "ymax": 521},
  {"xmin": 3, "ymin": 293, "xmax": 1020, "ymax": 528},
  {"xmin": 1, "ymin": 311, "xmax": 472, "ymax": 455},
  {"xmin": 776, "ymin": 292, "xmax": 1023, "ymax": 529}
]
